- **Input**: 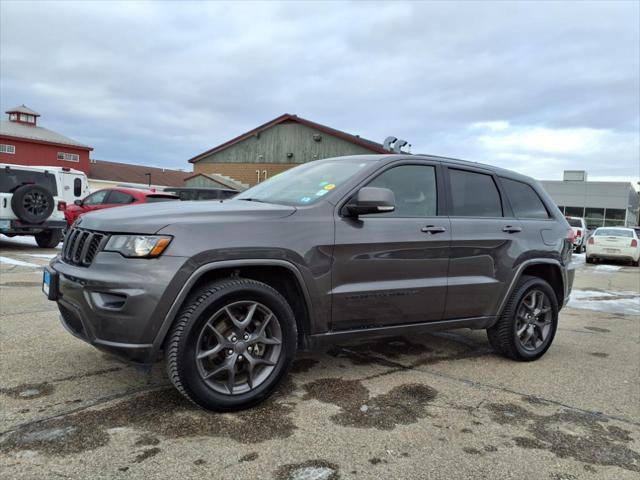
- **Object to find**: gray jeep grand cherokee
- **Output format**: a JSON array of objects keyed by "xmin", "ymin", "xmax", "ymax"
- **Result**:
[{"xmin": 44, "ymin": 154, "xmax": 574, "ymax": 411}]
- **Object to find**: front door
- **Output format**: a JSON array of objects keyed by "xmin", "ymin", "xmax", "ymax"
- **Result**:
[{"xmin": 331, "ymin": 162, "xmax": 450, "ymax": 330}]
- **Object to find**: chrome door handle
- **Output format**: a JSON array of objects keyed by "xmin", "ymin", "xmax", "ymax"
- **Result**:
[
  {"xmin": 502, "ymin": 225, "xmax": 522, "ymax": 233},
  {"xmin": 421, "ymin": 226, "xmax": 446, "ymax": 234}
]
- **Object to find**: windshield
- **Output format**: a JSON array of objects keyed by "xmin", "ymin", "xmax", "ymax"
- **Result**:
[
  {"xmin": 235, "ymin": 160, "xmax": 374, "ymax": 206},
  {"xmin": 594, "ymin": 228, "xmax": 633, "ymax": 238}
]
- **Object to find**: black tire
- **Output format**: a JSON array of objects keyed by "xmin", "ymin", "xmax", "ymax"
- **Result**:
[
  {"xmin": 34, "ymin": 229, "xmax": 63, "ymax": 248},
  {"xmin": 166, "ymin": 278, "xmax": 297, "ymax": 411},
  {"xmin": 487, "ymin": 275, "xmax": 558, "ymax": 361},
  {"xmin": 632, "ymin": 259, "xmax": 639, "ymax": 267},
  {"xmin": 586, "ymin": 256, "xmax": 594, "ymax": 264},
  {"xmin": 11, "ymin": 185, "xmax": 55, "ymax": 224}
]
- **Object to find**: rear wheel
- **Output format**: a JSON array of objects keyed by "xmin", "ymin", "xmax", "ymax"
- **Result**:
[
  {"xmin": 34, "ymin": 229, "xmax": 63, "ymax": 248},
  {"xmin": 487, "ymin": 275, "xmax": 558, "ymax": 361},
  {"xmin": 166, "ymin": 278, "xmax": 297, "ymax": 411},
  {"xmin": 586, "ymin": 256, "xmax": 594, "ymax": 264}
]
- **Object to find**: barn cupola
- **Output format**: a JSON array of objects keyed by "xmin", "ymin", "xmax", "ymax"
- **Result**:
[{"xmin": 6, "ymin": 104, "xmax": 40, "ymax": 126}]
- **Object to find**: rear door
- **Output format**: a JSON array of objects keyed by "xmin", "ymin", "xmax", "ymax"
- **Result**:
[
  {"xmin": 331, "ymin": 160, "xmax": 450, "ymax": 329},
  {"xmin": 444, "ymin": 167, "xmax": 526, "ymax": 319}
]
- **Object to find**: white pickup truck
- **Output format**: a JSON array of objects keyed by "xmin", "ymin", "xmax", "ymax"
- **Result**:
[
  {"xmin": 566, "ymin": 216, "xmax": 589, "ymax": 253},
  {"xmin": 0, "ymin": 163, "xmax": 89, "ymax": 247}
]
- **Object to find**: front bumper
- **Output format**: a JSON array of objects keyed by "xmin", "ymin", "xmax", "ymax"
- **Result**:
[{"xmin": 49, "ymin": 252, "xmax": 187, "ymax": 363}]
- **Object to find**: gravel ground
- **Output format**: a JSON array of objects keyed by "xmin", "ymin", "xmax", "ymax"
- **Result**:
[{"xmin": 1, "ymin": 236, "xmax": 639, "ymax": 479}]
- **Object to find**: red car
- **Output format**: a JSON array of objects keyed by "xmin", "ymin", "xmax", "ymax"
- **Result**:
[{"xmin": 64, "ymin": 187, "xmax": 178, "ymax": 226}]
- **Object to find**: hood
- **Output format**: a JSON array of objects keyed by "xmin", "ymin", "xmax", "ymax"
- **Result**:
[{"xmin": 76, "ymin": 199, "xmax": 296, "ymax": 234}]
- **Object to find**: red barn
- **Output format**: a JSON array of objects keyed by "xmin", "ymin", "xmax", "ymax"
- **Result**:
[{"xmin": 0, "ymin": 105, "xmax": 93, "ymax": 174}]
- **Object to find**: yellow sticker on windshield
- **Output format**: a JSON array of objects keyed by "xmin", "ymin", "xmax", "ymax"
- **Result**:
[{"xmin": 324, "ymin": 183, "xmax": 336, "ymax": 191}]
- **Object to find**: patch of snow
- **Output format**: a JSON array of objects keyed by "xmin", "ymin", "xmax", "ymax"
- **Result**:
[
  {"xmin": 593, "ymin": 264, "xmax": 622, "ymax": 272},
  {"xmin": 0, "ymin": 256, "xmax": 41, "ymax": 268},
  {"xmin": 289, "ymin": 466, "xmax": 336, "ymax": 480},
  {"xmin": 571, "ymin": 253, "xmax": 585, "ymax": 266},
  {"xmin": 0, "ymin": 235, "xmax": 62, "ymax": 249},
  {"xmin": 18, "ymin": 388, "xmax": 42, "ymax": 398},
  {"xmin": 23, "ymin": 253, "xmax": 57, "ymax": 259},
  {"xmin": 568, "ymin": 289, "xmax": 640, "ymax": 316}
]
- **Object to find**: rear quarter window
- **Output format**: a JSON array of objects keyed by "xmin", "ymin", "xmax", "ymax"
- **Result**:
[{"xmin": 500, "ymin": 177, "xmax": 549, "ymax": 219}]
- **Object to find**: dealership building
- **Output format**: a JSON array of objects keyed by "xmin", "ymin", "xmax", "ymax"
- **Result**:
[{"xmin": 541, "ymin": 171, "xmax": 639, "ymax": 229}]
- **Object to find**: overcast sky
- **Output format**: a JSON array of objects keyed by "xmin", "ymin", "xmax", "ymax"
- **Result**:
[{"xmin": 1, "ymin": 0, "xmax": 638, "ymax": 182}]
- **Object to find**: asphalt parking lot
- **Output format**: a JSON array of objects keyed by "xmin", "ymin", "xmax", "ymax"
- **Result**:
[{"xmin": 1, "ymin": 236, "xmax": 639, "ymax": 480}]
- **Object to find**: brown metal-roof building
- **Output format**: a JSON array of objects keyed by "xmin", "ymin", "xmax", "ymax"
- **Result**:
[
  {"xmin": 188, "ymin": 114, "xmax": 386, "ymax": 188},
  {"xmin": 88, "ymin": 159, "xmax": 190, "ymax": 190}
]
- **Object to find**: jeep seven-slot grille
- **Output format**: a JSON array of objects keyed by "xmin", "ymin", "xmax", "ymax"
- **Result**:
[{"xmin": 62, "ymin": 228, "xmax": 107, "ymax": 267}]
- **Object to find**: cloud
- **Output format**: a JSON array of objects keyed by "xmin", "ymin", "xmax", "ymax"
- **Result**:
[{"xmin": 0, "ymin": 0, "xmax": 638, "ymax": 181}]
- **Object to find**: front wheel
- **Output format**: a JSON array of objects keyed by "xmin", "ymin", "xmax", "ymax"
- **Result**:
[
  {"xmin": 34, "ymin": 229, "xmax": 63, "ymax": 248},
  {"xmin": 166, "ymin": 278, "xmax": 297, "ymax": 411},
  {"xmin": 487, "ymin": 276, "xmax": 558, "ymax": 361}
]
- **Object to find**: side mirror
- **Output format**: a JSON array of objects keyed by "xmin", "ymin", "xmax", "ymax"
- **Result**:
[
  {"xmin": 345, "ymin": 187, "xmax": 395, "ymax": 216},
  {"xmin": 74, "ymin": 200, "xmax": 83, "ymax": 206}
]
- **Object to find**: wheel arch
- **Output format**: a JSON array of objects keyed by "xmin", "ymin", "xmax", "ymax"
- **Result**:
[
  {"xmin": 151, "ymin": 259, "xmax": 313, "ymax": 356},
  {"xmin": 497, "ymin": 259, "xmax": 566, "ymax": 316}
]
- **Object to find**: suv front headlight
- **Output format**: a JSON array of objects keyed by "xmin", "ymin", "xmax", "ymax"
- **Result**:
[{"xmin": 104, "ymin": 235, "xmax": 172, "ymax": 258}]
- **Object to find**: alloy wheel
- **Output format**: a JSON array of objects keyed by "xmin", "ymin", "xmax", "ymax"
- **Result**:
[
  {"xmin": 23, "ymin": 191, "xmax": 50, "ymax": 217},
  {"xmin": 515, "ymin": 289, "xmax": 553, "ymax": 351},
  {"xmin": 195, "ymin": 301, "xmax": 282, "ymax": 395}
]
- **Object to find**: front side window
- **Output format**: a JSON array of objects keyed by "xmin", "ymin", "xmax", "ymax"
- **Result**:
[
  {"xmin": 83, "ymin": 190, "xmax": 109, "ymax": 205},
  {"xmin": 235, "ymin": 159, "xmax": 375, "ymax": 206},
  {"xmin": 0, "ymin": 144, "xmax": 16, "ymax": 154},
  {"xmin": 449, "ymin": 169, "xmax": 502, "ymax": 217},
  {"xmin": 73, "ymin": 178, "xmax": 82, "ymax": 197},
  {"xmin": 364, "ymin": 164, "xmax": 437, "ymax": 217},
  {"xmin": 500, "ymin": 178, "xmax": 549, "ymax": 219},
  {"xmin": 107, "ymin": 190, "xmax": 135, "ymax": 204}
]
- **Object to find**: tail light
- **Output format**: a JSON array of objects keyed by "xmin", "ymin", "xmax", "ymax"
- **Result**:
[
  {"xmin": 632, "ymin": 239, "xmax": 638, "ymax": 247},
  {"xmin": 57, "ymin": 201, "xmax": 67, "ymax": 211},
  {"xmin": 566, "ymin": 228, "xmax": 575, "ymax": 243},
  {"xmin": 576, "ymin": 229, "xmax": 582, "ymax": 237},
  {"xmin": 588, "ymin": 237, "xmax": 595, "ymax": 245}
]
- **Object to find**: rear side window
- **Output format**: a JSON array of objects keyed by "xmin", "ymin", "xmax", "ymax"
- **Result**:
[
  {"xmin": 73, "ymin": 178, "xmax": 82, "ymax": 197},
  {"xmin": 500, "ymin": 178, "xmax": 549, "ymax": 219},
  {"xmin": 366, "ymin": 164, "xmax": 437, "ymax": 217},
  {"xmin": 107, "ymin": 190, "xmax": 135, "ymax": 204},
  {"xmin": 449, "ymin": 169, "xmax": 502, "ymax": 217},
  {"xmin": 0, "ymin": 169, "xmax": 58, "ymax": 195}
]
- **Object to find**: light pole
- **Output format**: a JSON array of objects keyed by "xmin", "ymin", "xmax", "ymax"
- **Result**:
[{"xmin": 145, "ymin": 173, "xmax": 151, "ymax": 188}]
